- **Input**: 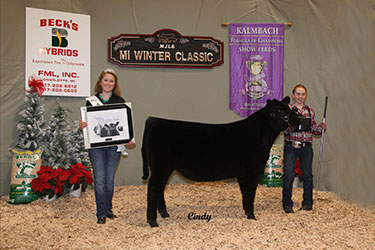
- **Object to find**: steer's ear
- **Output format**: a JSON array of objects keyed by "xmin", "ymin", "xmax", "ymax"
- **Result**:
[{"xmin": 282, "ymin": 96, "xmax": 290, "ymax": 104}]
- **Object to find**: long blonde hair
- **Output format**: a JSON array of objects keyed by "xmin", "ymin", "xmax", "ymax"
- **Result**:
[{"xmin": 93, "ymin": 69, "xmax": 121, "ymax": 96}]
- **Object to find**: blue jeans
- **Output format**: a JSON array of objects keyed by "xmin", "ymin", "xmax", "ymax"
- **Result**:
[
  {"xmin": 282, "ymin": 143, "xmax": 314, "ymax": 209},
  {"xmin": 89, "ymin": 146, "xmax": 121, "ymax": 218}
]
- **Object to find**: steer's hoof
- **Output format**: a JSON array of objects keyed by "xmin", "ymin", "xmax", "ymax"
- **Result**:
[
  {"xmin": 159, "ymin": 211, "xmax": 170, "ymax": 218},
  {"xmin": 148, "ymin": 220, "xmax": 159, "ymax": 227},
  {"xmin": 246, "ymin": 212, "xmax": 256, "ymax": 220}
]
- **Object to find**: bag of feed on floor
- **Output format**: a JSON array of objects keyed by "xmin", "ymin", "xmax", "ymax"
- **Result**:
[
  {"xmin": 7, "ymin": 149, "xmax": 42, "ymax": 204},
  {"xmin": 261, "ymin": 143, "xmax": 283, "ymax": 187}
]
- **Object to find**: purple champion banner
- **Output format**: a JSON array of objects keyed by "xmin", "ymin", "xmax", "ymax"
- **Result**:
[{"xmin": 229, "ymin": 23, "xmax": 284, "ymax": 117}]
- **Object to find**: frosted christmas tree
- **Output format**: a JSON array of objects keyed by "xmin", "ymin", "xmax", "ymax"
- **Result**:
[
  {"xmin": 40, "ymin": 100, "xmax": 72, "ymax": 169},
  {"xmin": 70, "ymin": 120, "xmax": 91, "ymax": 168},
  {"xmin": 9, "ymin": 75, "xmax": 45, "ymax": 204},
  {"xmin": 15, "ymin": 78, "xmax": 45, "ymax": 151}
]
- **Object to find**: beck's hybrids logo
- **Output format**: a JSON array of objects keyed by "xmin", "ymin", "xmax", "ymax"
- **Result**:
[
  {"xmin": 52, "ymin": 28, "xmax": 68, "ymax": 47},
  {"xmin": 39, "ymin": 18, "xmax": 79, "ymax": 57}
]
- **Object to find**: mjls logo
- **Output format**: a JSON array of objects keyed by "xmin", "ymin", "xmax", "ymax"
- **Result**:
[{"xmin": 52, "ymin": 28, "xmax": 68, "ymax": 47}]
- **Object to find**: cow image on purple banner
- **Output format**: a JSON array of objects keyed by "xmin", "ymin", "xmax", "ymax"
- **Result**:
[{"xmin": 229, "ymin": 23, "xmax": 285, "ymax": 118}]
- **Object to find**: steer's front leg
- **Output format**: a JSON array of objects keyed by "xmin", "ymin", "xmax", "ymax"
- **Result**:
[
  {"xmin": 238, "ymin": 177, "xmax": 257, "ymax": 220},
  {"xmin": 245, "ymin": 206, "xmax": 256, "ymax": 220}
]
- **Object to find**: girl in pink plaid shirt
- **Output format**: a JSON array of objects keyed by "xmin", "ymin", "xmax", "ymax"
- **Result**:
[{"xmin": 282, "ymin": 84, "xmax": 326, "ymax": 213}]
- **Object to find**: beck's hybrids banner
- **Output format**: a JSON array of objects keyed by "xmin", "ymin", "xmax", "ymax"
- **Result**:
[{"xmin": 25, "ymin": 7, "xmax": 90, "ymax": 97}]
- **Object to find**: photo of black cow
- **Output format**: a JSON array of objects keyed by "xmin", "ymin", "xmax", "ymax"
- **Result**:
[{"xmin": 93, "ymin": 121, "xmax": 123, "ymax": 138}]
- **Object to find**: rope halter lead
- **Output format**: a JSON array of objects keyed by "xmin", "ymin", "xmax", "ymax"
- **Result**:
[{"xmin": 269, "ymin": 108, "xmax": 301, "ymax": 126}]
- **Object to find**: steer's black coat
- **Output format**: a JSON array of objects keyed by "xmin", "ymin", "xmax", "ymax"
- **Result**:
[{"xmin": 142, "ymin": 97, "xmax": 302, "ymax": 227}]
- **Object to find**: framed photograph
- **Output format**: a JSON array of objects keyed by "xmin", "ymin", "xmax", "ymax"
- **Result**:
[{"xmin": 81, "ymin": 103, "xmax": 134, "ymax": 149}]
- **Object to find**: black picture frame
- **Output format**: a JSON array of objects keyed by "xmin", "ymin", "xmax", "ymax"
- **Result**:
[{"xmin": 81, "ymin": 103, "xmax": 134, "ymax": 149}]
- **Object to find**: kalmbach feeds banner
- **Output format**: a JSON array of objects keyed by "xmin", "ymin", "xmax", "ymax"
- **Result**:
[
  {"xmin": 229, "ymin": 23, "xmax": 284, "ymax": 117},
  {"xmin": 25, "ymin": 7, "xmax": 90, "ymax": 97}
]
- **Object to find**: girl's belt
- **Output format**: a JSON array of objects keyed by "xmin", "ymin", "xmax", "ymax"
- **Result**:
[{"xmin": 286, "ymin": 141, "xmax": 312, "ymax": 148}]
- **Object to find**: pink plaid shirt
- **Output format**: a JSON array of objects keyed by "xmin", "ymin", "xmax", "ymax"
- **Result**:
[{"xmin": 284, "ymin": 104, "xmax": 323, "ymax": 143}]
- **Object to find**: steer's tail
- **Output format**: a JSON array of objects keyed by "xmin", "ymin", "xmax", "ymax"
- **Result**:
[
  {"xmin": 141, "ymin": 118, "xmax": 151, "ymax": 180},
  {"xmin": 141, "ymin": 146, "xmax": 149, "ymax": 180}
]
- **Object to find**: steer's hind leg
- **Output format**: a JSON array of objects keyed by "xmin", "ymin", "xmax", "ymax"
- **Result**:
[
  {"xmin": 238, "ymin": 177, "xmax": 258, "ymax": 220},
  {"xmin": 147, "ymin": 176, "xmax": 162, "ymax": 227},
  {"xmin": 157, "ymin": 169, "xmax": 173, "ymax": 219},
  {"xmin": 158, "ymin": 184, "xmax": 170, "ymax": 218}
]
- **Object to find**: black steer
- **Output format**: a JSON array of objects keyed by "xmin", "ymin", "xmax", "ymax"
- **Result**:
[{"xmin": 141, "ymin": 97, "xmax": 302, "ymax": 227}]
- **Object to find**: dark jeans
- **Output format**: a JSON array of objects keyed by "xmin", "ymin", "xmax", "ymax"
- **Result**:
[
  {"xmin": 89, "ymin": 146, "xmax": 121, "ymax": 218},
  {"xmin": 282, "ymin": 143, "xmax": 314, "ymax": 209}
]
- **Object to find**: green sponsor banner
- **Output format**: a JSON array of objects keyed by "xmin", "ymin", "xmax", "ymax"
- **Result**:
[
  {"xmin": 7, "ymin": 149, "xmax": 41, "ymax": 204},
  {"xmin": 261, "ymin": 144, "xmax": 283, "ymax": 187}
]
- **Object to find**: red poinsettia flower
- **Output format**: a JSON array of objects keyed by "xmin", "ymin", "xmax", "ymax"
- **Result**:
[
  {"xmin": 38, "ymin": 173, "xmax": 52, "ymax": 183},
  {"xmin": 85, "ymin": 170, "xmax": 93, "ymax": 185},
  {"xmin": 31, "ymin": 166, "xmax": 68, "ymax": 198},
  {"xmin": 37, "ymin": 165, "xmax": 52, "ymax": 175},
  {"xmin": 31, "ymin": 178, "xmax": 50, "ymax": 192},
  {"xmin": 68, "ymin": 162, "xmax": 93, "ymax": 187},
  {"xmin": 50, "ymin": 167, "xmax": 62, "ymax": 178},
  {"xmin": 75, "ymin": 162, "xmax": 86, "ymax": 170},
  {"xmin": 58, "ymin": 169, "xmax": 70, "ymax": 182},
  {"xmin": 53, "ymin": 179, "xmax": 65, "ymax": 194},
  {"xmin": 69, "ymin": 174, "xmax": 81, "ymax": 185}
]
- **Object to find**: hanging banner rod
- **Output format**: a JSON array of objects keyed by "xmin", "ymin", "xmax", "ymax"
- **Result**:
[{"xmin": 221, "ymin": 22, "xmax": 292, "ymax": 27}]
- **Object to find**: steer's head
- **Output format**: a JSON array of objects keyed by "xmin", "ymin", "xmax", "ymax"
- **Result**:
[{"xmin": 265, "ymin": 96, "xmax": 303, "ymax": 131}]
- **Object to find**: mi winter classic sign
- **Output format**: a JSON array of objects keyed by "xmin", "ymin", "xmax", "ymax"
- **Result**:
[{"xmin": 108, "ymin": 29, "xmax": 224, "ymax": 68}]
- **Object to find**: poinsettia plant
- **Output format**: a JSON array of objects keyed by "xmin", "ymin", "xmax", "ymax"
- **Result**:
[
  {"xmin": 31, "ymin": 166, "xmax": 69, "ymax": 199},
  {"xmin": 31, "ymin": 163, "xmax": 93, "ymax": 200},
  {"xmin": 68, "ymin": 162, "xmax": 93, "ymax": 191}
]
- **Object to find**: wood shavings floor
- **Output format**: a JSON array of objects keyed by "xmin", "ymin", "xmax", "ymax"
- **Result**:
[{"xmin": 1, "ymin": 182, "xmax": 374, "ymax": 249}]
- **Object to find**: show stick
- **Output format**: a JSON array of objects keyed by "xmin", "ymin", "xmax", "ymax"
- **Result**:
[{"xmin": 314, "ymin": 96, "xmax": 328, "ymax": 211}]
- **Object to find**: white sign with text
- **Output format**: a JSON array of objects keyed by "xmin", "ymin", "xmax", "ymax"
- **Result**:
[{"xmin": 25, "ymin": 7, "xmax": 90, "ymax": 97}]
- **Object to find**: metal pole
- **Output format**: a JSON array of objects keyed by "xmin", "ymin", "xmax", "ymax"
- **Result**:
[{"xmin": 314, "ymin": 96, "xmax": 328, "ymax": 211}]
